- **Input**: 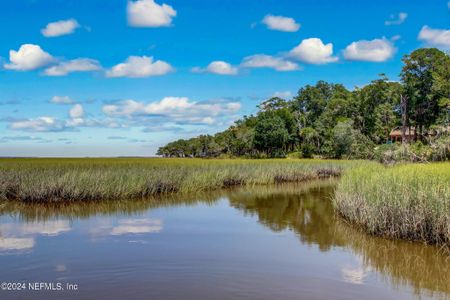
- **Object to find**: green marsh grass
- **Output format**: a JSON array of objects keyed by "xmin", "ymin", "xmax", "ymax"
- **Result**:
[
  {"xmin": 0, "ymin": 158, "xmax": 362, "ymax": 202},
  {"xmin": 334, "ymin": 162, "xmax": 450, "ymax": 247}
]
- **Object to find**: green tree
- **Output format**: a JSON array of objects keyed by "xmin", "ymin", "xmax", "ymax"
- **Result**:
[
  {"xmin": 253, "ymin": 113, "xmax": 289, "ymax": 157},
  {"xmin": 401, "ymin": 48, "xmax": 450, "ymax": 139}
]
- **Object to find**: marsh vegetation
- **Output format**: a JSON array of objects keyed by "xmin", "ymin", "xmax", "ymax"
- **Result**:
[
  {"xmin": 334, "ymin": 163, "xmax": 450, "ymax": 247},
  {"xmin": 0, "ymin": 158, "xmax": 360, "ymax": 202}
]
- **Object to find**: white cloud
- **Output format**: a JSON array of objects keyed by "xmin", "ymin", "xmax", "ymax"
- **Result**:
[
  {"xmin": 51, "ymin": 96, "xmax": 75, "ymax": 104},
  {"xmin": 4, "ymin": 44, "xmax": 54, "ymax": 71},
  {"xmin": 241, "ymin": 54, "xmax": 299, "ymax": 71},
  {"xmin": 127, "ymin": 0, "xmax": 176, "ymax": 27},
  {"xmin": 41, "ymin": 19, "xmax": 80, "ymax": 37},
  {"xmin": 106, "ymin": 56, "xmax": 174, "ymax": 78},
  {"xmin": 9, "ymin": 117, "xmax": 67, "ymax": 132},
  {"xmin": 384, "ymin": 12, "xmax": 408, "ymax": 26},
  {"xmin": 69, "ymin": 104, "xmax": 84, "ymax": 119},
  {"xmin": 262, "ymin": 15, "xmax": 300, "ymax": 32},
  {"xmin": 418, "ymin": 26, "xmax": 450, "ymax": 49},
  {"xmin": 343, "ymin": 38, "xmax": 395, "ymax": 62},
  {"xmin": 102, "ymin": 97, "xmax": 241, "ymax": 125},
  {"xmin": 44, "ymin": 58, "xmax": 101, "ymax": 76},
  {"xmin": 192, "ymin": 61, "xmax": 238, "ymax": 75},
  {"xmin": 289, "ymin": 38, "xmax": 338, "ymax": 64}
]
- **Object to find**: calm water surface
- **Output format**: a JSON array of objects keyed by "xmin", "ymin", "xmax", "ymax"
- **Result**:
[{"xmin": 0, "ymin": 180, "xmax": 448, "ymax": 300}]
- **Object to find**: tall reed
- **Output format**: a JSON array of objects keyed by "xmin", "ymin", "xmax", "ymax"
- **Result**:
[
  {"xmin": 333, "ymin": 163, "xmax": 450, "ymax": 247},
  {"xmin": 0, "ymin": 158, "xmax": 362, "ymax": 202}
]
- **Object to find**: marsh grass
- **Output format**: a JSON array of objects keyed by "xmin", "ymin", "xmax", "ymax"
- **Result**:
[
  {"xmin": 333, "ymin": 163, "xmax": 450, "ymax": 247},
  {"xmin": 0, "ymin": 158, "xmax": 361, "ymax": 202}
]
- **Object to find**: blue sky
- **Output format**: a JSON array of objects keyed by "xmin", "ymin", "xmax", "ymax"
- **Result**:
[{"xmin": 0, "ymin": 0, "xmax": 449, "ymax": 157}]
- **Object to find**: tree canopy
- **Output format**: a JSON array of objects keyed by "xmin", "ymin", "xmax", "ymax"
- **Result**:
[{"xmin": 157, "ymin": 48, "xmax": 449, "ymax": 159}]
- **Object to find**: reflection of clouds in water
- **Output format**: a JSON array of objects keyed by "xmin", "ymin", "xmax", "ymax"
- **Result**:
[
  {"xmin": 340, "ymin": 255, "xmax": 372, "ymax": 285},
  {"xmin": 0, "ymin": 220, "xmax": 71, "ymax": 253},
  {"xmin": 0, "ymin": 237, "xmax": 35, "ymax": 251},
  {"xmin": 20, "ymin": 220, "xmax": 71, "ymax": 236},
  {"xmin": 341, "ymin": 266, "xmax": 368, "ymax": 284},
  {"xmin": 90, "ymin": 218, "xmax": 163, "ymax": 237},
  {"xmin": 111, "ymin": 219, "xmax": 163, "ymax": 235},
  {"xmin": 0, "ymin": 220, "xmax": 71, "ymax": 237},
  {"xmin": 55, "ymin": 264, "xmax": 67, "ymax": 272}
]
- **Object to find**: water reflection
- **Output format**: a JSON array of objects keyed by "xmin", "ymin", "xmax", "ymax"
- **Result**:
[
  {"xmin": 226, "ymin": 182, "xmax": 450, "ymax": 296},
  {"xmin": 0, "ymin": 180, "xmax": 448, "ymax": 298}
]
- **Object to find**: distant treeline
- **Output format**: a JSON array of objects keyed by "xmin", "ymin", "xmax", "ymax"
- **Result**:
[{"xmin": 157, "ymin": 48, "xmax": 449, "ymax": 160}]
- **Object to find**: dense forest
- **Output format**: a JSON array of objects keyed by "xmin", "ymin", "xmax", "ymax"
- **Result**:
[{"xmin": 157, "ymin": 48, "xmax": 450, "ymax": 161}]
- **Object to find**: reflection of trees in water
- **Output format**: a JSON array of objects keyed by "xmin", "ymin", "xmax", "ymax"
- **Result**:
[
  {"xmin": 227, "ymin": 182, "xmax": 450, "ymax": 296},
  {"xmin": 337, "ymin": 221, "xmax": 450, "ymax": 297},
  {"xmin": 227, "ymin": 180, "xmax": 340, "ymax": 252},
  {"xmin": 0, "ymin": 180, "xmax": 448, "ymax": 295}
]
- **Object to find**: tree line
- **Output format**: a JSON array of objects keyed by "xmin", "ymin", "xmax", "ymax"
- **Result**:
[{"xmin": 157, "ymin": 48, "xmax": 449, "ymax": 159}]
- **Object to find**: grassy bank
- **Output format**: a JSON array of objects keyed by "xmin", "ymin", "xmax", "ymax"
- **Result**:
[
  {"xmin": 0, "ymin": 158, "xmax": 362, "ymax": 202},
  {"xmin": 333, "ymin": 163, "xmax": 450, "ymax": 247}
]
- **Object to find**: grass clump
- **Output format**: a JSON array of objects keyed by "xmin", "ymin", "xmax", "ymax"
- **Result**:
[
  {"xmin": 0, "ymin": 158, "xmax": 361, "ymax": 202},
  {"xmin": 333, "ymin": 162, "xmax": 450, "ymax": 247}
]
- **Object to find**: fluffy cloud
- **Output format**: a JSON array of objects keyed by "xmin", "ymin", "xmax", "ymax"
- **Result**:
[
  {"xmin": 384, "ymin": 12, "xmax": 407, "ymax": 26},
  {"xmin": 343, "ymin": 38, "xmax": 395, "ymax": 62},
  {"xmin": 418, "ymin": 26, "xmax": 450, "ymax": 48},
  {"xmin": 106, "ymin": 56, "xmax": 174, "ymax": 78},
  {"xmin": 69, "ymin": 104, "xmax": 84, "ymax": 119},
  {"xmin": 262, "ymin": 15, "xmax": 300, "ymax": 32},
  {"xmin": 4, "ymin": 44, "xmax": 54, "ymax": 71},
  {"xmin": 127, "ymin": 0, "xmax": 176, "ymax": 27},
  {"xmin": 241, "ymin": 54, "xmax": 299, "ymax": 71},
  {"xmin": 192, "ymin": 61, "xmax": 238, "ymax": 75},
  {"xmin": 102, "ymin": 97, "xmax": 241, "ymax": 125},
  {"xmin": 44, "ymin": 58, "xmax": 101, "ymax": 76},
  {"xmin": 9, "ymin": 117, "xmax": 68, "ymax": 132},
  {"xmin": 289, "ymin": 38, "xmax": 338, "ymax": 64},
  {"xmin": 41, "ymin": 19, "xmax": 80, "ymax": 37},
  {"xmin": 51, "ymin": 96, "xmax": 75, "ymax": 104}
]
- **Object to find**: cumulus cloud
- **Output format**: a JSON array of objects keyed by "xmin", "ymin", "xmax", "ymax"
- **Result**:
[
  {"xmin": 261, "ymin": 15, "xmax": 300, "ymax": 32},
  {"xmin": 418, "ymin": 26, "xmax": 450, "ymax": 48},
  {"xmin": 106, "ymin": 56, "xmax": 174, "ymax": 78},
  {"xmin": 192, "ymin": 61, "xmax": 238, "ymax": 75},
  {"xmin": 343, "ymin": 38, "xmax": 395, "ymax": 62},
  {"xmin": 289, "ymin": 38, "xmax": 338, "ymax": 64},
  {"xmin": 41, "ymin": 19, "xmax": 80, "ymax": 37},
  {"xmin": 9, "ymin": 117, "xmax": 68, "ymax": 132},
  {"xmin": 384, "ymin": 12, "xmax": 407, "ymax": 26},
  {"xmin": 241, "ymin": 54, "xmax": 299, "ymax": 71},
  {"xmin": 51, "ymin": 96, "xmax": 75, "ymax": 104},
  {"xmin": 4, "ymin": 44, "xmax": 55, "ymax": 71},
  {"xmin": 102, "ymin": 97, "xmax": 241, "ymax": 125},
  {"xmin": 127, "ymin": 0, "xmax": 176, "ymax": 27},
  {"xmin": 69, "ymin": 104, "xmax": 84, "ymax": 119},
  {"xmin": 44, "ymin": 58, "xmax": 101, "ymax": 76}
]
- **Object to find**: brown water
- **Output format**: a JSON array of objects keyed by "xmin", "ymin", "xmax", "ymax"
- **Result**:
[{"xmin": 0, "ymin": 180, "xmax": 448, "ymax": 300}]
